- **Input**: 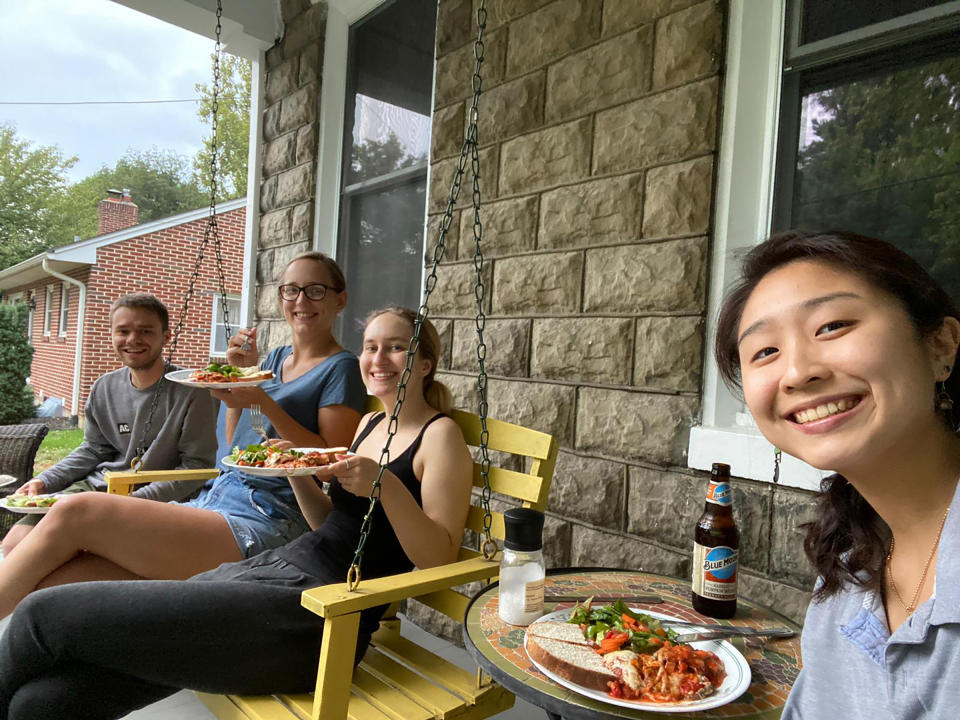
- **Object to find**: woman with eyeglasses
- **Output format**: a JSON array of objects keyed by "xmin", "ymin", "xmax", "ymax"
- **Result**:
[{"xmin": 0, "ymin": 252, "xmax": 367, "ymax": 619}]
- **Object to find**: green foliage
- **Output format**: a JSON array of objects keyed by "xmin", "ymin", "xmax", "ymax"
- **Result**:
[
  {"xmin": 0, "ymin": 124, "xmax": 76, "ymax": 269},
  {"xmin": 350, "ymin": 132, "xmax": 425, "ymax": 184},
  {"xmin": 194, "ymin": 53, "xmax": 251, "ymax": 201},
  {"xmin": 0, "ymin": 303, "xmax": 36, "ymax": 424},
  {"xmin": 48, "ymin": 148, "xmax": 206, "ymax": 245},
  {"xmin": 791, "ymin": 54, "xmax": 960, "ymax": 302}
]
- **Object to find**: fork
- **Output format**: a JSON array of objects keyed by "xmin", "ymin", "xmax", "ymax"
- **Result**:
[{"xmin": 250, "ymin": 404, "xmax": 269, "ymax": 441}]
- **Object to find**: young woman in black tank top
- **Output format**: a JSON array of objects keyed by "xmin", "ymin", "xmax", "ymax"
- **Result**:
[{"xmin": 0, "ymin": 308, "xmax": 474, "ymax": 718}]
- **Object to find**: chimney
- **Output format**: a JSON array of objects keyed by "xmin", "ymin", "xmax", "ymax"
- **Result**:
[{"xmin": 97, "ymin": 188, "xmax": 139, "ymax": 235}]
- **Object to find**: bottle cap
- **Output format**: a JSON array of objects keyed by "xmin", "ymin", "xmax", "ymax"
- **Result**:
[
  {"xmin": 711, "ymin": 462, "xmax": 731, "ymax": 478},
  {"xmin": 503, "ymin": 508, "xmax": 545, "ymax": 551}
]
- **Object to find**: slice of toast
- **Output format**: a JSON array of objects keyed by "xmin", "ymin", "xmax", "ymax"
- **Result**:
[
  {"xmin": 238, "ymin": 366, "xmax": 275, "ymax": 381},
  {"xmin": 525, "ymin": 620, "xmax": 594, "ymax": 646},
  {"xmin": 526, "ymin": 634, "xmax": 615, "ymax": 691}
]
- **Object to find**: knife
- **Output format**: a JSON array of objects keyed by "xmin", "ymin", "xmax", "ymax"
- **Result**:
[
  {"xmin": 673, "ymin": 626, "xmax": 796, "ymax": 642},
  {"xmin": 544, "ymin": 593, "xmax": 663, "ymax": 604}
]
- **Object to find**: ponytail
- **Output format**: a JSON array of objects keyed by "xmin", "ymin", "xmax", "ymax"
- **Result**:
[
  {"xmin": 424, "ymin": 378, "xmax": 453, "ymax": 414},
  {"xmin": 802, "ymin": 474, "xmax": 886, "ymax": 601}
]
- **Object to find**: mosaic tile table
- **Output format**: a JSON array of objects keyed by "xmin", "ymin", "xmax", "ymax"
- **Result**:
[{"xmin": 462, "ymin": 568, "xmax": 802, "ymax": 720}]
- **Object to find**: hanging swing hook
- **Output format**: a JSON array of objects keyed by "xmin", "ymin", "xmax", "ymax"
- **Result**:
[{"xmin": 347, "ymin": 564, "xmax": 362, "ymax": 592}]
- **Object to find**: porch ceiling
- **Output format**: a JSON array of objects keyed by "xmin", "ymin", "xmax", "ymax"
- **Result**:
[{"xmin": 108, "ymin": 0, "xmax": 279, "ymax": 59}]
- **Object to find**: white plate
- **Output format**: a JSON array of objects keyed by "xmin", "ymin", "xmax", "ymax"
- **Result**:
[
  {"xmin": 165, "ymin": 368, "xmax": 272, "ymax": 389},
  {"xmin": 0, "ymin": 474, "xmax": 21, "ymax": 488},
  {"xmin": 221, "ymin": 448, "xmax": 352, "ymax": 477},
  {"xmin": 1, "ymin": 494, "xmax": 65, "ymax": 514},
  {"xmin": 524, "ymin": 608, "xmax": 751, "ymax": 713}
]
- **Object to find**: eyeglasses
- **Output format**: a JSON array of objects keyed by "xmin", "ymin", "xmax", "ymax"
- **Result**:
[{"xmin": 278, "ymin": 283, "xmax": 341, "ymax": 301}]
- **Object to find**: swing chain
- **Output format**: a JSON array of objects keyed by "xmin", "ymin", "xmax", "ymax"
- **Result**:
[
  {"xmin": 346, "ymin": 0, "xmax": 493, "ymax": 588},
  {"xmin": 132, "ymin": 0, "xmax": 230, "ymax": 471},
  {"xmin": 467, "ymin": 5, "xmax": 496, "ymax": 562}
]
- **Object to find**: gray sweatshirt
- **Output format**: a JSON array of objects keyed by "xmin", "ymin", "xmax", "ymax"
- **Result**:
[{"xmin": 37, "ymin": 366, "xmax": 218, "ymax": 501}]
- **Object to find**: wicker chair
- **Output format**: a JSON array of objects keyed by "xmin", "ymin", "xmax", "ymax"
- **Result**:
[{"xmin": 0, "ymin": 423, "xmax": 49, "ymax": 539}]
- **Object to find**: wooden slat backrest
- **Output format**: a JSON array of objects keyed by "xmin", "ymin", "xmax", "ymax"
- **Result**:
[{"xmin": 411, "ymin": 406, "xmax": 557, "ymax": 622}]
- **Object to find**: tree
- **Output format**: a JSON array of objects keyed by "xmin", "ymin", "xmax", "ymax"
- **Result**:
[
  {"xmin": 0, "ymin": 124, "xmax": 76, "ymax": 269},
  {"xmin": 194, "ymin": 53, "xmax": 251, "ymax": 201},
  {"xmin": 0, "ymin": 303, "xmax": 35, "ymax": 424},
  {"xmin": 350, "ymin": 132, "xmax": 425, "ymax": 183},
  {"xmin": 48, "ymin": 149, "xmax": 206, "ymax": 245},
  {"xmin": 791, "ymin": 54, "xmax": 960, "ymax": 301}
]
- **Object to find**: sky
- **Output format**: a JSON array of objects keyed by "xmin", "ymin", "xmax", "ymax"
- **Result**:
[{"xmin": 0, "ymin": 0, "xmax": 215, "ymax": 182}]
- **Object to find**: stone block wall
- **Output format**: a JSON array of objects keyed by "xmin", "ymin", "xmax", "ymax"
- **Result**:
[
  {"xmin": 255, "ymin": 0, "xmax": 327, "ymax": 351},
  {"xmin": 257, "ymin": 0, "xmax": 820, "ymax": 632},
  {"xmin": 428, "ymin": 0, "xmax": 816, "ymax": 625}
]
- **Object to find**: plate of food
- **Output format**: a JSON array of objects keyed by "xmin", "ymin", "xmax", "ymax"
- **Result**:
[
  {"xmin": 523, "ymin": 600, "xmax": 751, "ymax": 713},
  {"xmin": 221, "ymin": 444, "xmax": 351, "ymax": 477},
  {"xmin": 2, "ymin": 493, "xmax": 64, "ymax": 514},
  {"xmin": 166, "ymin": 363, "xmax": 275, "ymax": 389}
]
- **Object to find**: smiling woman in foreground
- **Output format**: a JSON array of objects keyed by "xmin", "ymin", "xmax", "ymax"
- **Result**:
[{"xmin": 715, "ymin": 231, "xmax": 960, "ymax": 718}]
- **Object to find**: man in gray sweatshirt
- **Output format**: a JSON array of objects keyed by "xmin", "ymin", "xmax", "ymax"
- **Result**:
[{"xmin": 2, "ymin": 293, "xmax": 218, "ymax": 554}]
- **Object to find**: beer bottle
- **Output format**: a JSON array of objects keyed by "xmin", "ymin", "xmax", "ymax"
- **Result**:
[{"xmin": 691, "ymin": 462, "xmax": 739, "ymax": 618}]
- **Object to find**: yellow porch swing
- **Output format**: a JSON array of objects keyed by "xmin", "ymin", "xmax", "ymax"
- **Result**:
[{"xmin": 105, "ymin": 2, "xmax": 557, "ymax": 719}]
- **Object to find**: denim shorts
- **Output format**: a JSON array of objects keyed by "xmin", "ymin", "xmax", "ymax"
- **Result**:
[{"xmin": 177, "ymin": 471, "xmax": 310, "ymax": 559}]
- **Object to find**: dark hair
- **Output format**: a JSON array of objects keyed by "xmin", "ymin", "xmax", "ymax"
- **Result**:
[
  {"xmin": 110, "ymin": 293, "xmax": 169, "ymax": 332},
  {"xmin": 715, "ymin": 230, "xmax": 960, "ymax": 601},
  {"xmin": 283, "ymin": 251, "xmax": 346, "ymax": 292},
  {"xmin": 364, "ymin": 307, "xmax": 453, "ymax": 414}
]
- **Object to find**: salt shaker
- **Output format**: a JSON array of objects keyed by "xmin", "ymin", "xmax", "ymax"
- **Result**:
[{"xmin": 498, "ymin": 507, "xmax": 546, "ymax": 626}]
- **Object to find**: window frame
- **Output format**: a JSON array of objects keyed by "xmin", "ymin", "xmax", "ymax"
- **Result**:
[
  {"xmin": 690, "ymin": 0, "xmax": 960, "ymax": 490},
  {"xmin": 43, "ymin": 285, "xmax": 53, "ymax": 337},
  {"xmin": 58, "ymin": 283, "xmax": 69, "ymax": 337},
  {"xmin": 209, "ymin": 293, "xmax": 243, "ymax": 358},
  {"xmin": 313, "ymin": 0, "xmax": 393, "ymax": 259}
]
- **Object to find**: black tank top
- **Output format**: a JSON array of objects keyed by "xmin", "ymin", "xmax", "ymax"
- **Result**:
[{"xmin": 277, "ymin": 412, "xmax": 446, "ymax": 583}]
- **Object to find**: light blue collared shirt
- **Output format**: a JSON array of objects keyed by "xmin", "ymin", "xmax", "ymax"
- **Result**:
[{"xmin": 782, "ymin": 478, "xmax": 960, "ymax": 719}]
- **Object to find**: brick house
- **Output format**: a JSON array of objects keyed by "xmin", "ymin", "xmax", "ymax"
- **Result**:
[
  {"xmin": 111, "ymin": 0, "xmax": 960, "ymax": 628},
  {"xmin": 0, "ymin": 190, "xmax": 245, "ymax": 420}
]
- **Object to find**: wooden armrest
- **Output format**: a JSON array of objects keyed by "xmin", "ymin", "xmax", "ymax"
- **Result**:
[
  {"xmin": 104, "ymin": 468, "xmax": 220, "ymax": 491},
  {"xmin": 301, "ymin": 555, "xmax": 500, "ymax": 618}
]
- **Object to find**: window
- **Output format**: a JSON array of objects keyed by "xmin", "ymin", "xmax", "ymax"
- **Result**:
[
  {"xmin": 25, "ymin": 293, "xmax": 34, "ymax": 339},
  {"xmin": 334, "ymin": 0, "xmax": 437, "ymax": 352},
  {"xmin": 26, "ymin": 292, "xmax": 34, "ymax": 339},
  {"xmin": 59, "ymin": 283, "xmax": 70, "ymax": 337},
  {"xmin": 43, "ymin": 286, "xmax": 53, "ymax": 336},
  {"xmin": 688, "ymin": 0, "xmax": 960, "ymax": 489},
  {"xmin": 773, "ymin": 0, "xmax": 960, "ymax": 303},
  {"xmin": 210, "ymin": 294, "xmax": 242, "ymax": 357}
]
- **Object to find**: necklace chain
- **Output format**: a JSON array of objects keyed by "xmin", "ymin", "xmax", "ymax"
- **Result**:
[{"xmin": 886, "ymin": 506, "xmax": 950, "ymax": 615}]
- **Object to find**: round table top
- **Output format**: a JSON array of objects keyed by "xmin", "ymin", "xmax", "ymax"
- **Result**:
[{"xmin": 462, "ymin": 568, "xmax": 803, "ymax": 720}]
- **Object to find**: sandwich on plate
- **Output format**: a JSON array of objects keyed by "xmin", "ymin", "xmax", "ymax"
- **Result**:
[{"xmin": 525, "ymin": 600, "xmax": 726, "ymax": 702}]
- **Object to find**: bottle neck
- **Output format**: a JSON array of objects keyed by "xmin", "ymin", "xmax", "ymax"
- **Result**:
[{"xmin": 704, "ymin": 478, "xmax": 733, "ymax": 508}]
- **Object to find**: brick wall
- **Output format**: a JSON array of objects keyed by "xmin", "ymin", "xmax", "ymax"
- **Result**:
[
  {"xmin": 7, "ymin": 206, "xmax": 245, "ymax": 418},
  {"xmin": 19, "ymin": 268, "xmax": 90, "ymax": 412}
]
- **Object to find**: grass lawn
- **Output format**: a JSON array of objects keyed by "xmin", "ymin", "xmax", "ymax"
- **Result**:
[{"xmin": 33, "ymin": 428, "xmax": 84, "ymax": 473}]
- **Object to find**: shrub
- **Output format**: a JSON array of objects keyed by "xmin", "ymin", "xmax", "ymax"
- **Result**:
[{"xmin": 0, "ymin": 302, "xmax": 36, "ymax": 424}]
